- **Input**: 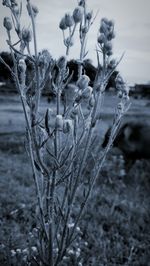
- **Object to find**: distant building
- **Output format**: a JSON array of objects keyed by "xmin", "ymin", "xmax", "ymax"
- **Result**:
[{"xmin": 129, "ymin": 84, "xmax": 150, "ymax": 98}]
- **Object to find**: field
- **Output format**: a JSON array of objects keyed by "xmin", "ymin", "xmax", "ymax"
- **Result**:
[{"xmin": 0, "ymin": 92, "xmax": 150, "ymax": 265}]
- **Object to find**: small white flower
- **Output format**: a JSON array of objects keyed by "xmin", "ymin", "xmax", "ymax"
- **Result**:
[
  {"xmin": 76, "ymin": 226, "xmax": 81, "ymax": 232},
  {"xmin": 16, "ymin": 248, "xmax": 21, "ymax": 254},
  {"xmin": 67, "ymin": 222, "xmax": 75, "ymax": 228},
  {"xmin": 68, "ymin": 249, "xmax": 74, "ymax": 255},
  {"xmin": 11, "ymin": 250, "xmax": 16, "ymax": 257}
]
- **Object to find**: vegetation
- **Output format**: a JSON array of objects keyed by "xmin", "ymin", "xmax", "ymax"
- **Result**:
[{"xmin": 1, "ymin": 0, "xmax": 144, "ymax": 265}]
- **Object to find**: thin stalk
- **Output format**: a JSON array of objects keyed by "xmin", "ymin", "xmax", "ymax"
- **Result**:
[
  {"xmin": 27, "ymin": 0, "xmax": 40, "ymax": 120},
  {"xmin": 67, "ymin": 114, "xmax": 123, "ymax": 246}
]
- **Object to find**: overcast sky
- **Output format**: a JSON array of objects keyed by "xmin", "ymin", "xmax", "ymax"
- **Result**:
[{"xmin": 0, "ymin": 0, "xmax": 150, "ymax": 85}]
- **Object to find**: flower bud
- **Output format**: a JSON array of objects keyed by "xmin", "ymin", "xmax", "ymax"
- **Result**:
[
  {"xmin": 117, "ymin": 102, "xmax": 123, "ymax": 112},
  {"xmin": 97, "ymin": 33, "xmax": 107, "ymax": 44},
  {"xmin": 104, "ymin": 41, "xmax": 112, "ymax": 51},
  {"xmin": 65, "ymin": 13, "xmax": 74, "ymax": 27},
  {"xmin": 82, "ymin": 86, "xmax": 93, "ymax": 99},
  {"xmin": 77, "ymin": 75, "xmax": 90, "ymax": 89},
  {"xmin": 2, "ymin": 0, "xmax": 10, "ymax": 7},
  {"xmin": 63, "ymin": 119, "xmax": 73, "ymax": 133},
  {"xmin": 78, "ymin": 0, "xmax": 85, "ymax": 7},
  {"xmin": 86, "ymin": 11, "xmax": 93, "ymax": 21},
  {"xmin": 89, "ymin": 95, "xmax": 95, "ymax": 107},
  {"xmin": 117, "ymin": 91, "xmax": 123, "ymax": 98},
  {"xmin": 22, "ymin": 28, "xmax": 32, "ymax": 43},
  {"xmin": 3, "ymin": 17, "xmax": 12, "ymax": 31},
  {"xmin": 101, "ymin": 17, "xmax": 109, "ymax": 25},
  {"xmin": 13, "ymin": 6, "xmax": 19, "ymax": 16},
  {"xmin": 55, "ymin": 115, "xmax": 63, "ymax": 130},
  {"xmin": 108, "ymin": 59, "xmax": 116, "ymax": 69},
  {"xmin": 106, "ymin": 50, "xmax": 113, "ymax": 56},
  {"xmin": 99, "ymin": 21, "xmax": 108, "ymax": 36},
  {"xmin": 70, "ymin": 107, "xmax": 78, "ymax": 119},
  {"xmin": 27, "ymin": 3, "xmax": 39, "ymax": 17},
  {"xmin": 39, "ymin": 49, "xmax": 53, "ymax": 68},
  {"xmin": 81, "ymin": 26, "xmax": 88, "ymax": 34},
  {"xmin": 73, "ymin": 7, "xmax": 83, "ymax": 23},
  {"xmin": 65, "ymin": 37, "xmax": 74, "ymax": 47},
  {"xmin": 18, "ymin": 59, "xmax": 26, "ymax": 73},
  {"xmin": 59, "ymin": 17, "xmax": 67, "ymax": 30},
  {"xmin": 11, "ymin": 0, "xmax": 17, "ymax": 7},
  {"xmin": 57, "ymin": 56, "xmax": 67, "ymax": 69}
]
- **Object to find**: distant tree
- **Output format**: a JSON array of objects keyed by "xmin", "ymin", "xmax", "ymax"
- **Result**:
[
  {"xmin": 67, "ymin": 58, "xmax": 118, "ymax": 89},
  {"xmin": 0, "ymin": 51, "xmax": 13, "ymax": 82}
]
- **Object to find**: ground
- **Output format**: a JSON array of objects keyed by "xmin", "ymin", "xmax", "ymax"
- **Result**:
[{"xmin": 0, "ymin": 92, "xmax": 150, "ymax": 265}]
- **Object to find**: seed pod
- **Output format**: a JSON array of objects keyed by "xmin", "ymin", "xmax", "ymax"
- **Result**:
[
  {"xmin": 78, "ymin": 0, "xmax": 85, "ymax": 7},
  {"xmin": 10, "ymin": 0, "xmax": 17, "ymax": 7},
  {"xmin": 81, "ymin": 26, "xmax": 88, "ymax": 34},
  {"xmin": 108, "ymin": 19, "xmax": 114, "ymax": 27},
  {"xmin": 39, "ymin": 49, "xmax": 53, "ymax": 68},
  {"xmin": 59, "ymin": 17, "xmax": 67, "ymax": 30},
  {"xmin": 27, "ymin": 3, "xmax": 39, "ymax": 17},
  {"xmin": 65, "ymin": 84, "xmax": 79, "ymax": 103},
  {"xmin": 107, "ymin": 31, "xmax": 115, "ymax": 41},
  {"xmin": 117, "ymin": 91, "xmax": 123, "ymax": 98},
  {"xmin": 65, "ymin": 13, "xmax": 74, "ymax": 27},
  {"xmin": 3, "ymin": 17, "xmax": 12, "ymax": 31},
  {"xmin": 73, "ymin": 7, "xmax": 83, "ymax": 23},
  {"xmin": 70, "ymin": 107, "xmax": 78, "ymax": 119},
  {"xmin": 2, "ymin": 0, "xmax": 10, "ymax": 7},
  {"xmin": 89, "ymin": 95, "xmax": 95, "ymax": 107},
  {"xmin": 97, "ymin": 33, "xmax": 107, "ymax": 44},
  {"xmin": 86, "ymin": 11, "xmax": 92, "ymax": 21},
  {"xmin": 22, "ymin": 28, "xmax": 32, "ymax": 43},
  {"xmin": 99, "ymin": 21, "xmax": 108, "ymax": 36},
  {"xmin": 117, "ymin": 102, "xmax": 123, "ymax": 112},
  {"xmin": 13, "ymin": 6, "xmax": 19, "ymax": 16},
  {"xmin": 104, "ymin": 41, "xmax": 112, "ymax": 51},
  {"xmin": 77, "ymin": 75, "xmax": 90, "ymax": 90},
  {"xmin": 18, "ymin": 59, "xmax": 26, "ymax": 73},
  {"xmin": 65, "ymin": 37, "xmax": 74, "ymax": 47},
  {"xmin": 106, "ymin": 50, "xmax": 113, "ymax": 56},
  {"xmin": 57, "ymin": 56, "xmax": 67, "ymax": 69},
  {"xmin": 108, "ymin": 59, "xmax": 116, "ymax": 69},
  {"xmin": 82, "ymin": 86, "xmax": 93, "ymax": 99},
  {"xmin": 63, "ymin": 119, "xmax": 73, "ymax": 133},
  {"xmin": 55, "ymin": 115, "xmax": 63, "ymax": 130},
  {"xmin": 101, "ymin": 17, "xmax": 109, "ymax": 25}
]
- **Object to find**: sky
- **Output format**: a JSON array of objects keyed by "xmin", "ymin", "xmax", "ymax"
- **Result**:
[{"xmin": 0, "ymin": 0, "xmax": 150, "ymax": 85}]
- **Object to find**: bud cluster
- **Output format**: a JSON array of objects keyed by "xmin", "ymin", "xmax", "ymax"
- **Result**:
[
  {"xmin": 116, "ymin": 75, "xmax": 129, "ymax": 100},
  {"xmin": 38, "ymin": 49, "xmax": 52, "ymax": 68},
  {"xmin": 75, "ymin": 75, "xmax": 94, "ymax": 108},
  {"xmin": 59, "ymin": 6, "xmax": 83, "ymax": 31},
  {"xmin": 55, "ymin": 115, "xmax": 73, "ymax": 133},
  {"xmin": 98, "ymin": 18, "xmax": 115, "ymax": 56}
]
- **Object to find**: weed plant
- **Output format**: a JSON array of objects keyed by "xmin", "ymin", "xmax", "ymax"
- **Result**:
[{"xmin": 0, "ymin": 0, "xmax": 130, "ymax": 265}]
